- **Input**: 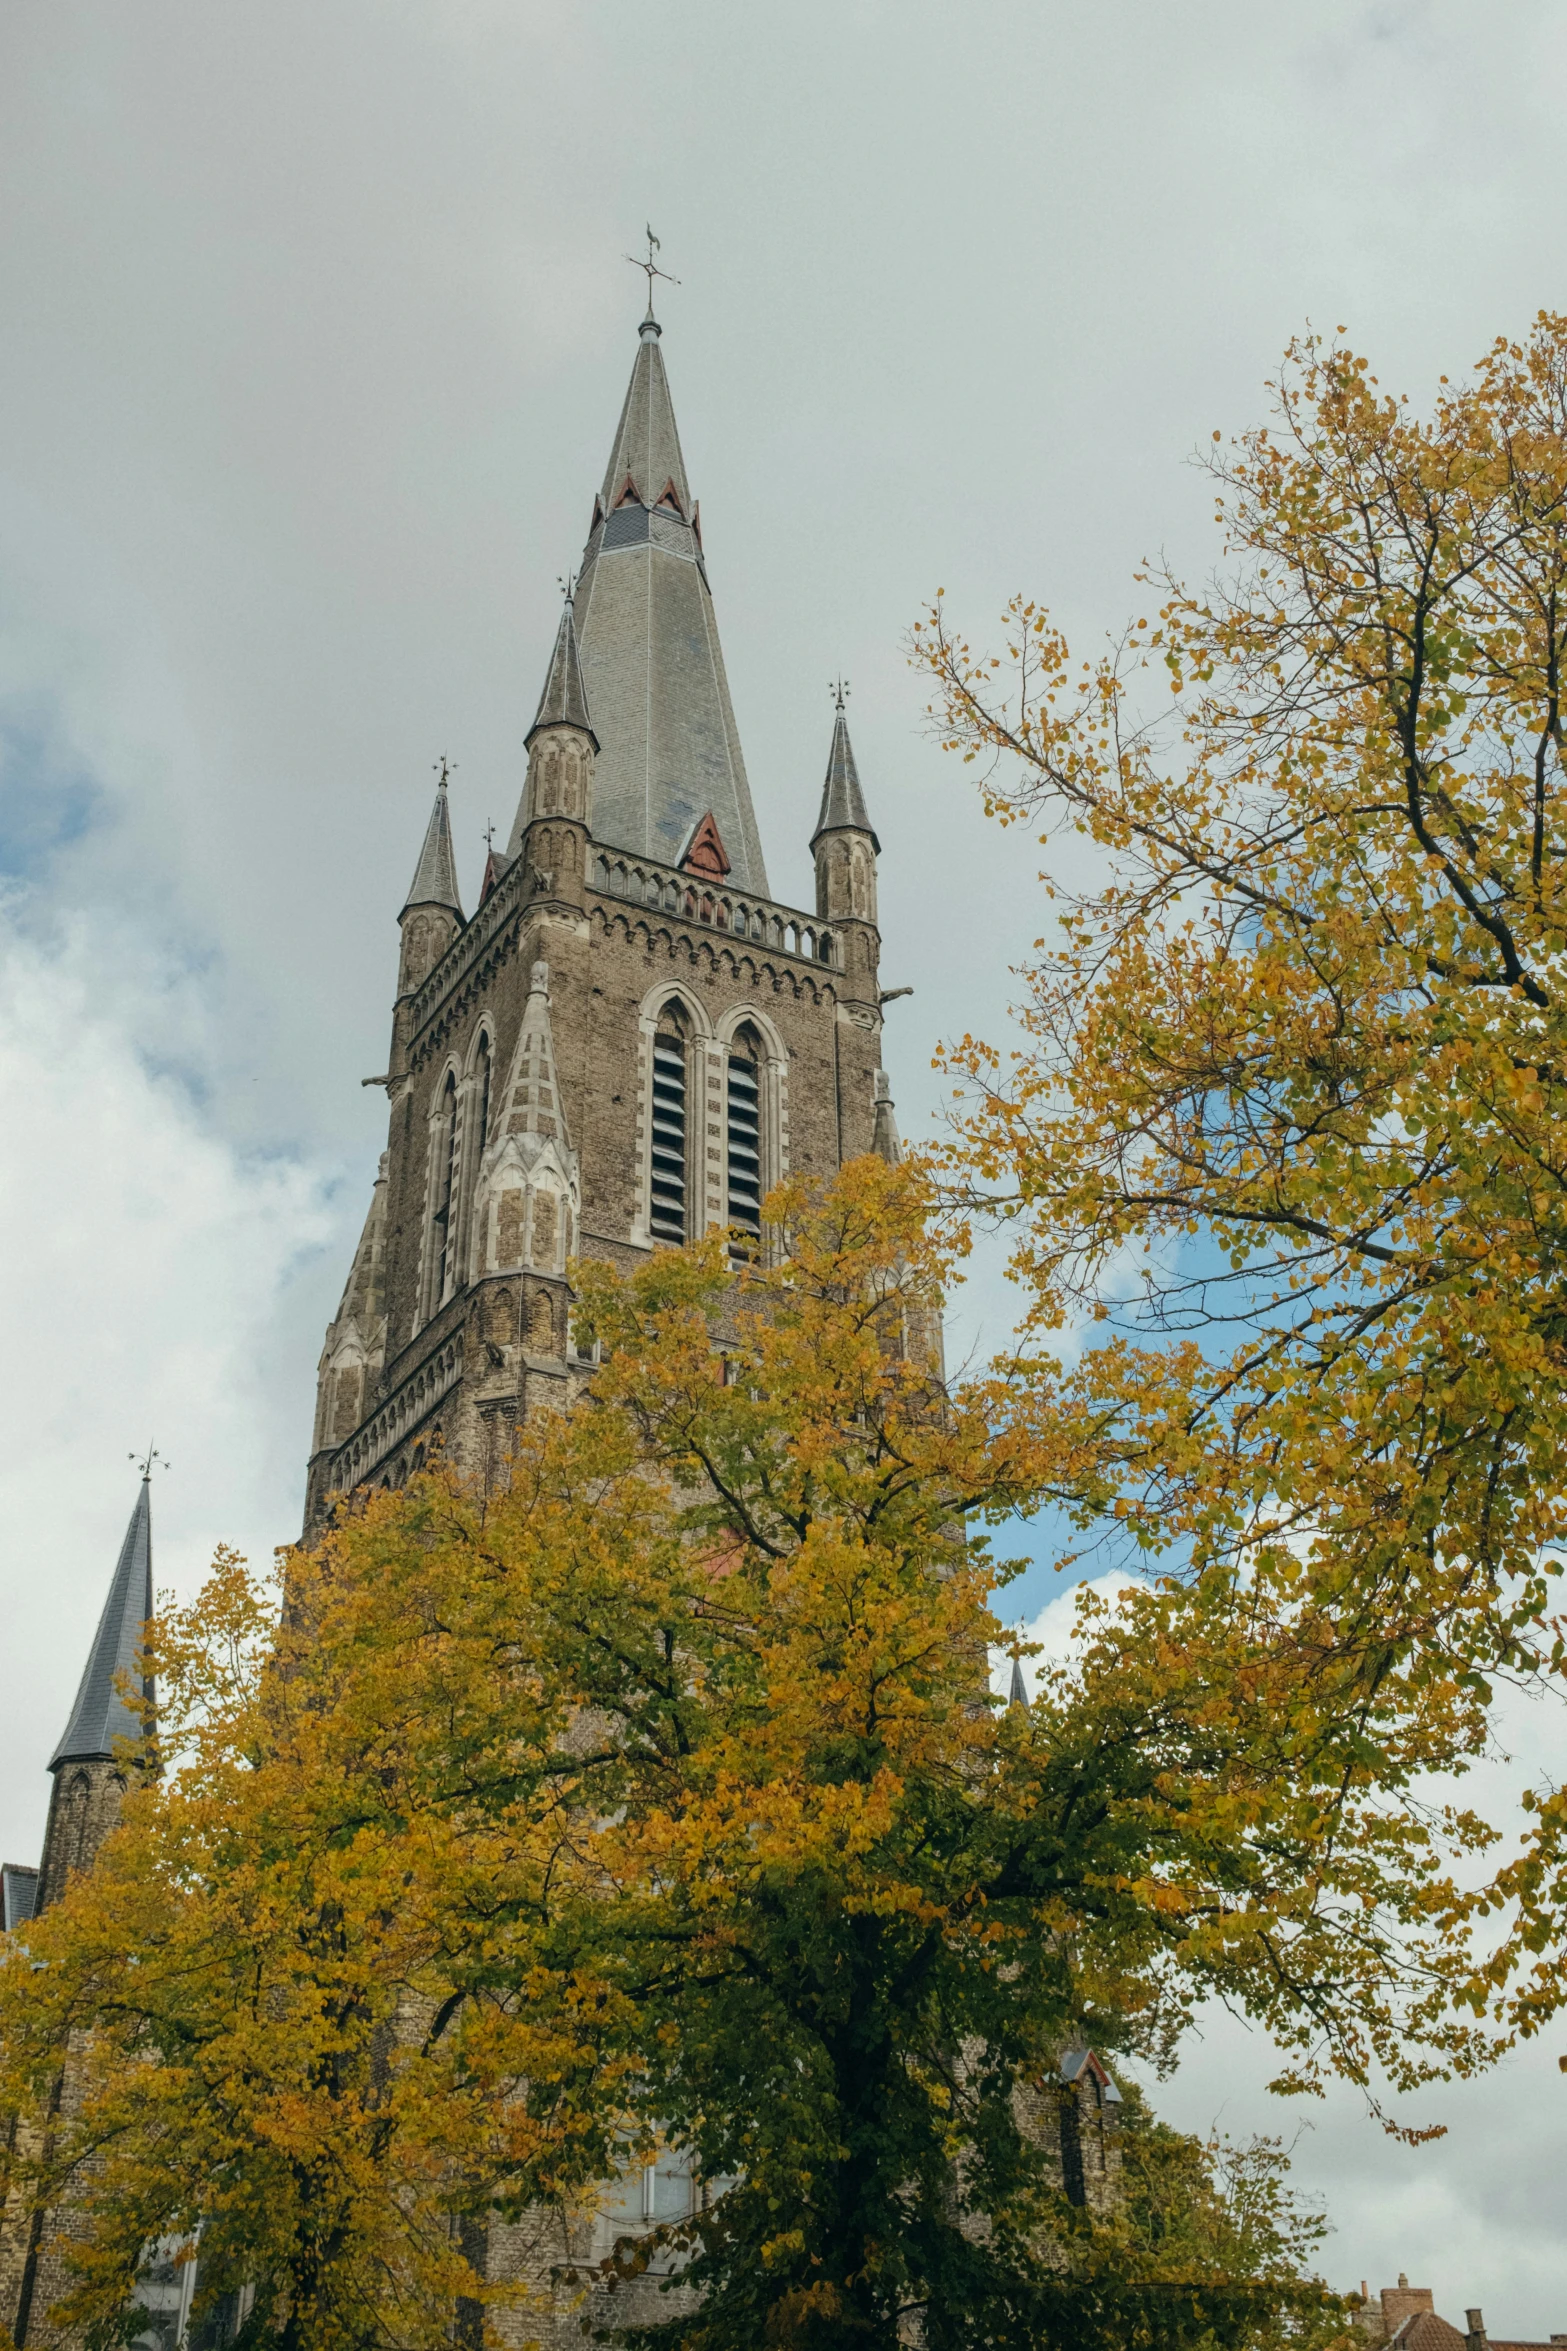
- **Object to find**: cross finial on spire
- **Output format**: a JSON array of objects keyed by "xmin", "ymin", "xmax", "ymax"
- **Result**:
[
  {"xmin": 128, "ymin": 1443, "xmax": 168, "ymax": 1482},
  {"xmin": 482, "ymin": 818, "xmax": 497, "ymax": 853},
  {"xmin": 830, "ymin": 676, "xmax": 850, "ymax": 712},
  {"xmin": 434, "ymin": 755, "xmax": 456, "ymax": 791},
  {"xmin": 626, "ymin": 224, "xmax": 679, "ymax": 317},
  {"xmin": 556, "ymin": 571, "xmax": 578, "ymax": 604}
]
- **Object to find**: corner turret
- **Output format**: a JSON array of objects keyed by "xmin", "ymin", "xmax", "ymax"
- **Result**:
[
  {"xmin": 387, "ymin": 763, "xmax": 467, "ymax": 1087},
  {"xmin": 505, "ymin": 598, "xmax": 597, "ymax": 915},
  {"xmin": 811, "ymin": 686, "xmax": 880, "ymax": 931},
  {"xmin": 811, "ymin": 688, "xmax": 884, "ymax": 1152}
]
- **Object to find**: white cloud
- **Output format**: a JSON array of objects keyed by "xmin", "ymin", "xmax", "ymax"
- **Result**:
[{"xmin": 0, "ymin": 900, "xmax": 339, "ymax": 1870}]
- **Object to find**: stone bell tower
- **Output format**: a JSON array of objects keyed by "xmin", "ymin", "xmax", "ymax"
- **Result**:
[{"xmin": 305, "ymin": 299, "xmax": 899, "ymax": 1528}]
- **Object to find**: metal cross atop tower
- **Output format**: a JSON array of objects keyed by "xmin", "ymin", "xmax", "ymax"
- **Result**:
[
  {"xmin": 433, "ymin": 755, "xmax": 456, "ymax": 791},
  {"xmin": 626, "ymin": 224, "xmax": 679, "ymax": 314},
  {"xmin": 829, "ymin": 676, "xmax": 851, "ymax": 711}
]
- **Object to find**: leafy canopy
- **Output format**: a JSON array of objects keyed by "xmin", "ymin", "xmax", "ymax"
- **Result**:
[
  {"xmin": 0, "ymin": 1163, "xmax": 1465, "ymax": 2350},
  {"xmin": 914, "ymin": 316, "xmax": 1567, "ymax": 2048}
]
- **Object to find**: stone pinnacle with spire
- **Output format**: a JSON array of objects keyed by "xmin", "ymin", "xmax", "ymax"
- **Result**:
[
  {"xmin": 812, "ymin": 684, "xmax": 880, "ymax": 853},
  {"xmin": 872, "ymin": 1070, "xmax": 902, "ymax": 1167}
]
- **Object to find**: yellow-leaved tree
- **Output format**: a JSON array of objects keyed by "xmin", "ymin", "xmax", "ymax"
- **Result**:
[
  {"xmin": 914, "ymin": 316, "xmax": 1567, "ymax": 2051},
  {"xmin": 1, "ymin": 1164, "xmax": 1489, "ymax": 2351}
]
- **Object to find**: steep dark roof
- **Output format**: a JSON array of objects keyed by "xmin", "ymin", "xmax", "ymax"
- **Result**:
[
  {"xmin": 811, "ymin": 704, "xmax": 880, "ymax": 851},
  {"xmin": 50, "ymin": 1479, "xmax": 154, "ymax": 1768},
  {"xmin": 402, "ymin": 777, "xmax": 464, "ymax": 917},
  {"xmin": 527, "ymin": 598, "xmax": 597, "ymax": 750},
  {"xmin": 571, "ymin": 315, "xmax": 770, "ymax": 895},
  {"xmin": 1389, "ymin": 2317, "xmax": 1466, "ymax": 2351}
]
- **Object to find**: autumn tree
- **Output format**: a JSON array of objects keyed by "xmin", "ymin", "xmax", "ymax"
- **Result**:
[
  {"xmin": 0, "ymin": 1163, "xmax": 1478, "ymax": 2351},
  {"xmin": 915, "ymin": 316, "xmax": 1567, "ymax": 2045}
]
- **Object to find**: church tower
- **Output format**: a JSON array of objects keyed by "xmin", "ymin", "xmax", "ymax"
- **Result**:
[{"xmin": 305, "ymin": 302, "xmax": 892, "ymax": 1526}]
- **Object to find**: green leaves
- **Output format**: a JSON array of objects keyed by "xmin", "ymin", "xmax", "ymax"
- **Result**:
[{"xmin": 916, "ymin": 313, "xmax": 1567, "ymax": 2066}]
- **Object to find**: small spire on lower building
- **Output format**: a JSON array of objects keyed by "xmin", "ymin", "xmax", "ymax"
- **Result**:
[{"xmin": 50, "ymin": 1473, "xmax": 155, "ymax": 1770}]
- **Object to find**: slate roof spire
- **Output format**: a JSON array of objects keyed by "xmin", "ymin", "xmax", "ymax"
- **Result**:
[
  {"xmin": 402, "ymin": 762, "xmax": 464, "ymax": 917},
  {"xmin": 527, "ymin": 594, "xmax": 597, "ymax": 751},
  {"xmin": 812, "ymin": 686, "xmax": 880, "ymax": 852},
  {"xmin": 572, "ymin": 310, "xmax": 770, "ymax": 894},
  {"xmin": 50, "ymin": 1476, "xmax": 155, "ymax": 1769}
]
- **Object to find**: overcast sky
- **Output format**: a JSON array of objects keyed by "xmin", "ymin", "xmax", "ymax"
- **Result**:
[{"xmin": 3, "ymin": 1, "xmax": 1566, "ymax": 2327}]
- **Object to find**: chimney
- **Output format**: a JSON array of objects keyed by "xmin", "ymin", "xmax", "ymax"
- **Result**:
[
  {"xmin": 1464, "ymin": 2315, "xmax": 1488, "ymax": 2351},
  {"xmin": 1381, "ymin": 2278, "xmax": 1436, "ymax": 2333}
]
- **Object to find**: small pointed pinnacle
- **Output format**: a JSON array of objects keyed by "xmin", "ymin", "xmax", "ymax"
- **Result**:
[
  {"xmin": 527, "ymin": 597, "xmax": 598, "ymax": 751},
  {"xmin": 402, "ymin": 769, "xmax": 464, "ymax": 917},
  {"xmin": 811, "ymin": 696, "xmax": 880, "ymax": 852},
  {"xmin": 872, "ymin": 1070, "xmax": 902, "ymax": 1168}
]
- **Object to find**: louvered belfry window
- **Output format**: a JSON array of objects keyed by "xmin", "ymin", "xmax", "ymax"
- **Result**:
[
  {"xmin": 726, "ymin": 1026, "xmax": 763, "ymax": 1252},
  {"xmin": 649, "ymin": 1006, "xmax": 690, "ymax": 1243}
]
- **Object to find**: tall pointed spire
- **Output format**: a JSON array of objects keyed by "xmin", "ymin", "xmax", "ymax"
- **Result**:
[
  {"xmin": 527, "ymin": 596, "xmax": 597, "ymax": 750},
  {"xmin": 812, "ymin": 689, "xmax": 880, "ymax": 851},
  {"xmin": 403, "ymin": 765, "xmax": 464, "ymax": 916},
  {"xmin": 1006, "ymin": 1655, "xmax": 1031, "ymax": 1715},
  {"xmin": 571, "ymin": 314, "xmax": 770, "ymax": 894},
  {"xmin": 50, "ymin": 1477, "xmax": 154, "ymax": 1768},
  {"xmin": 597, "ymin": 311, "xmax": 692, "ymax": 519}
]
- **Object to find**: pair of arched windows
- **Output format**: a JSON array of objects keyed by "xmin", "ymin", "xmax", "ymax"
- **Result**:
[{"xmin": 649, "ymin": 1003, "xmax": 766, "ymax": 1250}]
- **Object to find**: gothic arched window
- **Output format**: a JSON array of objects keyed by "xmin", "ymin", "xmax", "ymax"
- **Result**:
[
  {"xmin": 649, "ymin": 1003, "xmax": 690, "ymax": 1244},
  {"xmin": 726, "ymin": 1024, "xmax": 764, "ymax": 1254},
  {"xmin": 429, "ymin": 1071, "xmax": 459, "ymax": 1310},
  {"xmin": 473, "ymin": 1031, "xmax": 492, "ymax": 1164}
]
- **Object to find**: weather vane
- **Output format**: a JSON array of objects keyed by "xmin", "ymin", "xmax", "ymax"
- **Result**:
[
  {"xmin": 129, "ymin": 1443, "xmax": 169, "ymax": 1480},
  {"xmin": 556, "ymin": 571, "xmax": 578, "ymax": 603},
  {"xmin": 829, "ymin": 676, "xmax": 851, "ymax": 711},
  {"xmin": 434, "ymin": 755, "xmax": 456, "ymax": 790},
  {"xmin": 482, "ymin": 819, "xmax": 497, "ymax": 853},
  {"xmin": 626, "ymin": 225, "xmax": 679, "ymax": 311}
]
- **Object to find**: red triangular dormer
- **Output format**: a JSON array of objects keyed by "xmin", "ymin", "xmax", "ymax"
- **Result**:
[
  {"xmin": 680, "ymin": 812, "xmax": 731, "ymax": 880},
  {"xmin": 655, "ymin": 476, "xmax": 686, "ymax": 518},
  {"xmin": 613, "ymin": 471, "xmax": 643, "ymax": 510},
  {"xmin": 478, "ymin": 849, "xmax": 507, "ymax": 908}
]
